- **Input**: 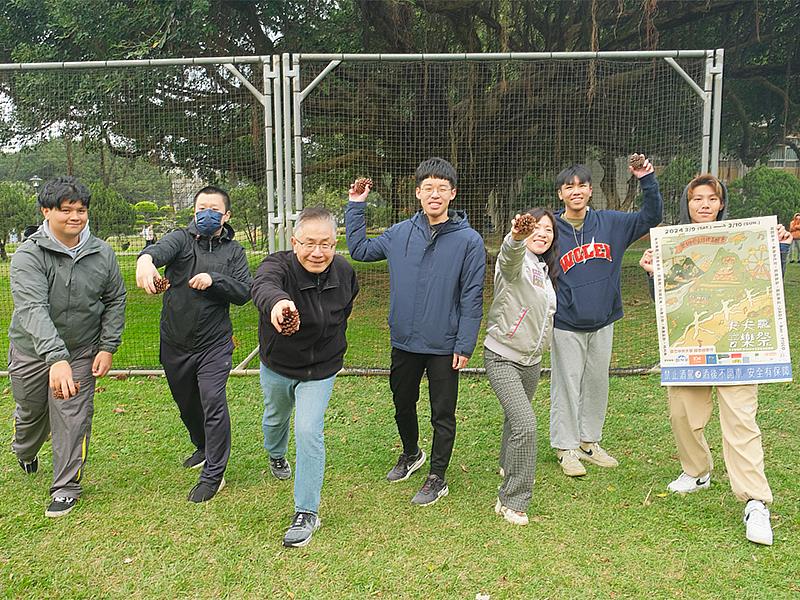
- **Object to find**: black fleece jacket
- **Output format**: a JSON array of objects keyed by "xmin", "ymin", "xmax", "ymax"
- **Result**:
[
  {"xmin": 252, "ymin": 251, "xmax": 359, "ymax": 381},
  {"xmin": 140, "ymin": 221, "xmax": 252, "ymax": 352}
]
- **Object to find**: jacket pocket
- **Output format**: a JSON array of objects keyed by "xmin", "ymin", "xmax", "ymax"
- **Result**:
[
  {"xmin": 504, "ymin": 307, "xmax": 529, "ymax": 339},
  {"xmin": 564, "ymin": 278, "xmax": 617, "ymax": 326}
]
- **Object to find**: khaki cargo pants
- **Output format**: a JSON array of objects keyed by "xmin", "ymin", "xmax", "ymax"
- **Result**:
[{"xmin": 667, "ymin": 384, "xmax": 772, "ymax": 503}]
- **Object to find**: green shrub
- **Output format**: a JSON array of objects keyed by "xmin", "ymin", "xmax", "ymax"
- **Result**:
[{"xmin": 728, "ymin": 166, "xmax": 800, "ymax": 226}]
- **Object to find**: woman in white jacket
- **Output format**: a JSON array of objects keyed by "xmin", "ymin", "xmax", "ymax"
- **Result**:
[{"xmin": 484, "ymin": 208, "xmax": 559, "ymax": 525}]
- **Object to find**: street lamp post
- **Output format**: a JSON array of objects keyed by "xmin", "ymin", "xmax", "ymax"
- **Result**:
[{"xmin": 29, "ymin": 174, "xmax": 42, "ymax": 192}]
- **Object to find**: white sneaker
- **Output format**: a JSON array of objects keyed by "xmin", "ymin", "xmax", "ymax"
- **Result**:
[
  {"xmin": 494, "ymin": 498, "xmax": 529, "ymax": 526},
  {"xmin": 667, "ymin": 472, "xmax": 711, "ymax": 494},
  {"xmin": 744, "ymin": 500, "xmax": 773, "ymax": 546},
  {"xmin": 556, "ymin": 449, "xmax": 587, "ymax": 477},
  {"xmin": 578, "ymin": 442, "xmax": 619, "ymax": 468}
]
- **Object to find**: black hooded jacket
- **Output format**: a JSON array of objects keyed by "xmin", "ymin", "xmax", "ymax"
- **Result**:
[
  {"xmin": 140, "ymin": 221, "xmax": 252, "ymax": 352},
  {"xmin": 252, "ymin": 251, "xmax": 359, "ymax": 381}
]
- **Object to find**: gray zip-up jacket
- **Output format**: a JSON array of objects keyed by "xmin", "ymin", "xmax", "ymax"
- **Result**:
[
  {"xmin": 8, "ymin": 228, "xmax": 127, "ymax": 365},
  {"xmin": 484, "ymin": 234, "xmax": 557, "ymax": 366}
]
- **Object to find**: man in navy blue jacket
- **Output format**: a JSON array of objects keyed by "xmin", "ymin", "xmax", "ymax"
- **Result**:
[
  {"xmin": 346, "ymin": 157, "xmax": 486, "ymax": 506},
  {"xmin": 550, "ymin": 157, "xmax": 663, "ymax": 477}
]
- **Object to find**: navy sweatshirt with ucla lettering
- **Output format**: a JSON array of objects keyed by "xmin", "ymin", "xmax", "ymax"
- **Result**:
[{"xmin": 554, "ymin": 172, "xmax": 662, "ymax": 332}]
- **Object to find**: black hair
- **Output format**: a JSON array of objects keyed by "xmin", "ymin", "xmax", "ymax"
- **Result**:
[
  {"xmin": 526, "ymin": 206, "xmax": 560, "ymax": 290},
  {"xmin": 415, "ymin": 157, "xmax": 458, "ymax": 188},
  {"xmin": 555, "ymin": 164, "xmax": 592, "ymax": 189},
  {"xmin": 194, "ymin": 185, "xmax": 231, "ymax": 212},
  {"xmin": 37, "ymin": 176, "xmax": 91, "ymax": 209}
]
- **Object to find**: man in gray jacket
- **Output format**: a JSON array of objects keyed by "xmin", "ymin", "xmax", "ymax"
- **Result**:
[{"xmin": 8, "ymin": 176, "xmax": 126, "ymax": 518}]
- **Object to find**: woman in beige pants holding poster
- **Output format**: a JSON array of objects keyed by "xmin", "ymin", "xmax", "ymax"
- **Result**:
[{"xmin": 640, "ymin": 173, "xmax": 791, "ymax": 547}]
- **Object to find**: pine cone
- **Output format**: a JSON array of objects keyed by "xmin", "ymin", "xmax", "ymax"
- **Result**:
[
  {"xmin": 515, "ymin": 213, "xmax": 537, "ymax": 236},
  {"xmin": 53, "ymin": 381, "xmax": 80, "ymax": 400},
  {"xmin": 280, "ymin": 307, "xmax": 300, "ymax": 336},
  {"xmin": 353, "ymin": 177, "xmax": 373, "ymax": 194},
  {"xmin": 153, "ymin": 276, "xmax": 170, "ymax": 294},
  {"xmin": 629, "ymin": 153, "xmax": 646, "ymax": 170}
]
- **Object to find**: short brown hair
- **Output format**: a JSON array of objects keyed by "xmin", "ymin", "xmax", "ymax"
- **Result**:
[{"xmin": 687, "ymin": 174, "xmax": 724, "ymax": 200}]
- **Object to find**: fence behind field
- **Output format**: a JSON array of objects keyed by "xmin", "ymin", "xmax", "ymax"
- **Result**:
[{"xmin": 0, "ymin": 51, "xmax": 723, "ymax": 372}]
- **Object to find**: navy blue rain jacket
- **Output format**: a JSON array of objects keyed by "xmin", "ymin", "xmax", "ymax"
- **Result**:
[{"xmin": 346, "ymin": 203, "xmax": 486, "ymax": 357}]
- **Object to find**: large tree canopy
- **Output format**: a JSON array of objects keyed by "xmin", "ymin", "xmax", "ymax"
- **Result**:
[
  {"xmin": 0, "ymin": 1, "xmax": 796, "ymax": 234},
  {"xmin": 0, "ymin": 1, "xmax": 796, "ymax": 165}
]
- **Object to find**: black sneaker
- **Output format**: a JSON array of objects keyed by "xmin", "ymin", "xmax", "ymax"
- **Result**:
[
  {"xmin": 386, "ymin": 449, "xmax": 426, "ymax": 483},
  {"xmin": 182, "ymin": 449, "xmax": 206, "ymax": 470},
  {"xmin": 18, "ymin": 455, "xmax": 39, "ymax": 474},
  {"xmin": 188, "ymin": 478, "xmax": 225, "ymax": 503},
  {"xmin": 45, "ymin": 496, "xmax": 77, "ymax": 518},
  {"xmin": 282, "ymin": 511, "xmax": 321, "ymax": 548},
  {"xmin": 269, "ymin": 456, "xmax": 292, "ymax": 480},
  {"xmin": 411, "ymin": 474, "xmax": 449, "ymax": 506}
]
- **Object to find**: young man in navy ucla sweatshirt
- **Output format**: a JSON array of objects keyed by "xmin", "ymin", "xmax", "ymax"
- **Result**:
[{"xmin": 550, "ymin": 157, "xmax": 662, "ymax": 477}]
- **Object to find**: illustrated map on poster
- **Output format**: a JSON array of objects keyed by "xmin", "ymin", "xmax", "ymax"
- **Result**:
[{"xmin": 650, "ymin": 216, "xmax": 792, "ymax": 386}]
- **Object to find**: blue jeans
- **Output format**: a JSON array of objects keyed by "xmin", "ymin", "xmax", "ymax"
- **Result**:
[{"xmin": 260, "ymin": 364, "xmax": 335, "ymax": 515}]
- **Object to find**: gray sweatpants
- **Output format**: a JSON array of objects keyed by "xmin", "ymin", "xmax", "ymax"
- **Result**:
[
  {"xmin": 9, "ymin": 343, "xmax": 97, "ymax": 500},
  {"xmin": 549, "ymin": 324, "xmax": 613, "ymax": 450},
  {"xmin": 484, "ymin": 348, "xmax": 541, "ymax": 513}
]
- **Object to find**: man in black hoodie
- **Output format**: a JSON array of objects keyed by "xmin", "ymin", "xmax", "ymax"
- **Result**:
[
  {"xmin": 252, "ymin": 206, "xmax": 359, "ymax": 548},
  {"xmin": 136, "ymin": 186, "xmax": 252, "ymax": 503}
]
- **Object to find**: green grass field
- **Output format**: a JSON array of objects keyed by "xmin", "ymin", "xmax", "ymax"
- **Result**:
[
  {"xmin": 1, "ymin": 373, "xmax": 798, "ymax": 598},
  {"xmin": 1, "ymin": 247, "xmax": 799, "ymax": 598}
]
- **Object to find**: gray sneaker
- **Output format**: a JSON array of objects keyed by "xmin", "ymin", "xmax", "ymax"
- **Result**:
[
  {"xmin": 411, "ymin": 474, "xmax": 449, "ymax": 506},
  {"xmin": 386, "ymin": 449, "xmax": 426, "ymax": 483},
  {"xmin": 283, "ymin": 511, "xmax": 321, "ymax": 548},
  {"xmin": 269, "ymin": 456, "xmax": 292, "ymax": 480}
]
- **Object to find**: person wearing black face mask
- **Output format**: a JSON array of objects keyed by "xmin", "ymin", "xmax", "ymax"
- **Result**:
[{"xmin": 136, "ymin": 186, "xmax": 252, "ymax": 502}]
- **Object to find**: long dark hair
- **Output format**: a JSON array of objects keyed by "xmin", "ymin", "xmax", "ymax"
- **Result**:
[{"xmin": 525, "ymin": 207, "xmax": 560, "ymax": 290}]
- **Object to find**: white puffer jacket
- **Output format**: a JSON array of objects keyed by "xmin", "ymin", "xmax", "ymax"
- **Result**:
[{"xmin": 484, "ymin": 234, "xmax": 556, "ymax": 366}]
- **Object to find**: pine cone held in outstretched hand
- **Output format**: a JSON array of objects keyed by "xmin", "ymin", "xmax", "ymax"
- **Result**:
[
  {"xmin": 353, "ymin": 177, "xmax": 373, "ymax": 194},
  {"xmin": 514, "ymin": 213, "xmax": 537, "ymax": 236},
  {"xmin": 280, "ymin": 306, "xmax": 300, "ymax": 336},
  {"xmin": 629, "ymin": 153, "xmax": 646, "ymax": 170},
  {"xmin": 153, "ymin": 276, "xmax": 170, "ymax": 294}
]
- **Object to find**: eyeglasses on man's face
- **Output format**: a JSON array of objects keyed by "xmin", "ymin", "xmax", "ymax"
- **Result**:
[
  {"xmin": 418, "ymin": 185, "xmax": 453, "ymax": 196},
  {"xmin": 295, "ymin": 238, "xmax": 336, "ymax": 252}
]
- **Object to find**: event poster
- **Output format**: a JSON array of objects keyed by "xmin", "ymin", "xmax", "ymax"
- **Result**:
[{"xmin": 650, "ymin": 216, "xmax": 792, "ymax": 386}]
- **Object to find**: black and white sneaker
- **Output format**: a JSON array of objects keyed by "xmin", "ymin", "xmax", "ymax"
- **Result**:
[
  {"xmin": 182, "ymin": 449, "xmax": 206, "ymax": 470},
  {"xmin": 283, "ymin": 511, "xmax": 321, "ymax": 548},
  {"xmin": 188, "ymin": 478, "xmax": 226, "ymax": 503},
  {"xmin": 386, "ymin": 449, "xmax": 426, "ymax": 483},
  {"xmin": 269, "ymin": 456, "xmax": 292, "ymax": 480},
  {"xmin": 18, "ymin": 455, "xmax": 39, "ymax": 474},
  {"xmin": 45, "ymin": 496, "xmax": 77, "ymax": 518},
  {"xmin": 411, "ymin": 474, "xmax": 449, "ymax": 506}
]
